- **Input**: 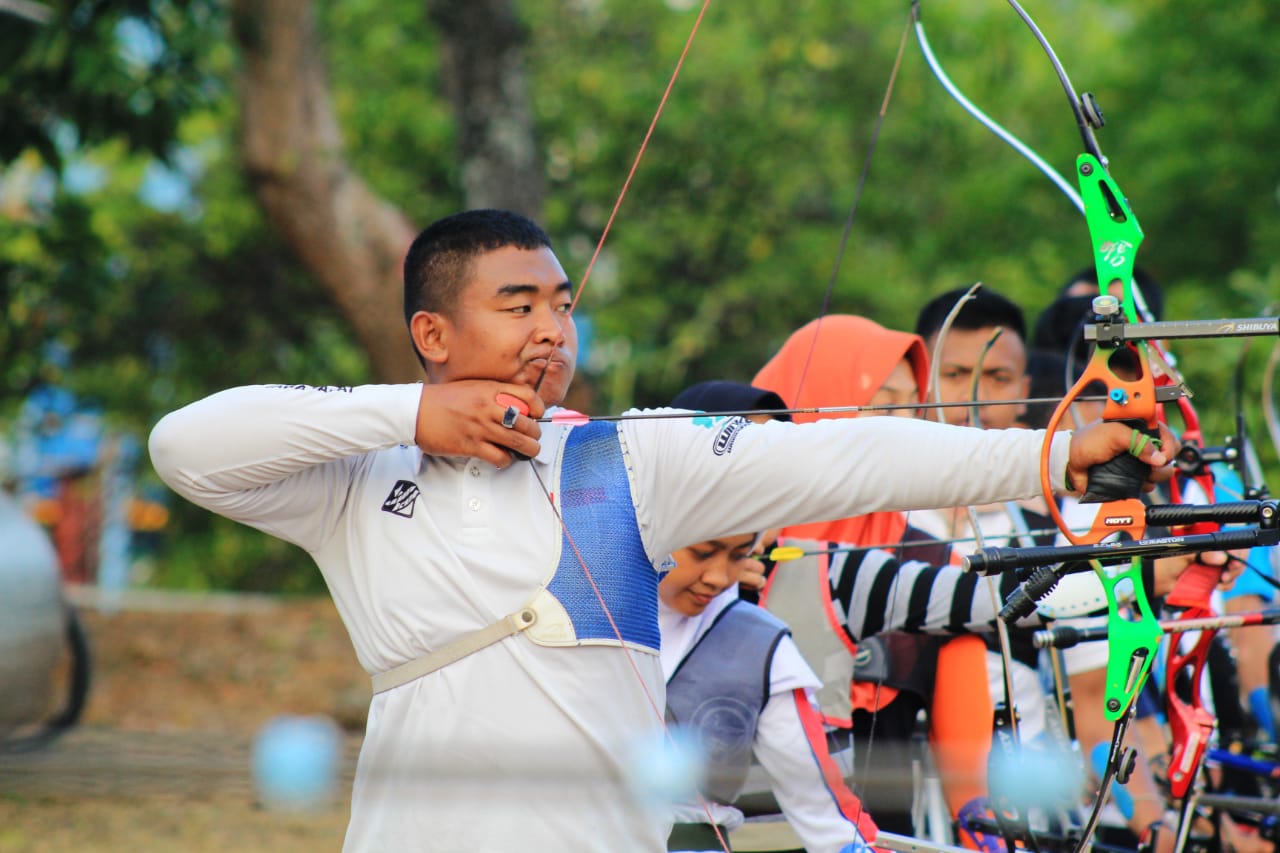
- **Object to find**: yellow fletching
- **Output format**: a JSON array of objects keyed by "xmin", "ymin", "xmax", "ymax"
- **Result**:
[{"xmin": 768, "ymin": 546, "xmax": 806, "ymax": 562}]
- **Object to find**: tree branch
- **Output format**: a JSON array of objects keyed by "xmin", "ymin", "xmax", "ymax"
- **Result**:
[{"xmin": 231, "ymin": 0, "xmax": 420, "ymax": 382}]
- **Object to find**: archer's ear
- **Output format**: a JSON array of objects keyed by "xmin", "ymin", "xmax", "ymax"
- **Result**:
[{"xmin": 409, "ymin": 311, "xmax": 450, "ymax": 365}]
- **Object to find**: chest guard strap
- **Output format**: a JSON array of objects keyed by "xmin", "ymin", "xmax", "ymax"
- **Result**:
[
  {"xmin": 371, "ymin": 422, "xmax": 657, "ymax": 694},
  {"xmin": 372, "ymin": 607, "xmax": 538, "ymax": 694}
]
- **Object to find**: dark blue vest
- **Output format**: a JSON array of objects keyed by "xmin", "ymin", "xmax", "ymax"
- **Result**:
[{"xmin": 666, "ymin": 600, "xmax": 790, "ymax": 802}]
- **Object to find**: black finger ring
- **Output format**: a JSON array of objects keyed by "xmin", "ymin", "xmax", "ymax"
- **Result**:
[{"xmin": 501, "ymin": 405, "xmax": 520, "ymax": 429}]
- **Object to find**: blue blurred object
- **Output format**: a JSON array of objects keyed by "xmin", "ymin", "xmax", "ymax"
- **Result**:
[
  {"xmin": 623, "ymin": 725, "xmax": 707, "ymax": 808},
  {"xmin": 838, "ymin": 839, "xmax": 873, "ymax": 853},
  {"xmin": 575, "ymin": 314, "xmax": 593, "ymax": 372},
  {"xmin": 13, "ymin": 386, "xmax": 103, "ymax": 497},
  {"xmin": 7, "ymin": 383, "xmax": 161, "ymax": 589},
  {"xmin": 252, "ymin": 715, "xmax": 342, "ymax": 811},
  {"xmin": 1206, "ymin": 745, "xmax": 1280, "ymax": 777},
  {"xmin": 1249, "ymin": 685, "xmax": 1277, "ymax": 743},
  {"xmin": 1213, "ymin": 465, "xmax": 1277, "ymax": 603},
  {"xmin": 96, "ymin": 436, "xmax": 140, "ymax": 609},
  {"xmin": 1090, "ymin": 742, "xmax": 1134, "ymax": 820},
  {"xmin": 987, "ymin": 741, "xmax": 1084, "ymax": 815}
]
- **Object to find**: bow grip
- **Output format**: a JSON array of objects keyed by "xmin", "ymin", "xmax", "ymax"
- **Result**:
[{"xmin": 1079, "ymin": 421, "xmax": 1161, "ymax": 504}]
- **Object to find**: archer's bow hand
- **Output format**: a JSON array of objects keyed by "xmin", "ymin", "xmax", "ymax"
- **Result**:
[
  {"xmin": 416, "ymin": 381, "xmax": 545, "ymax": 468},
  {"xmin": 1062, "ymin": 420, "xmax": 1178, "ymax": 497}
]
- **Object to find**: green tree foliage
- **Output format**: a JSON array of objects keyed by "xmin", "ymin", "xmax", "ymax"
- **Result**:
[
  {"xmin": 0, "ymin": 1, "xmax": 216, "ymax": 170},
  {"xmin": 3, "ymin": 0, "xmax": 1278, "ymax": 590},
  {"xmin": 2, "ymin": 3, "xmax": 372, "ymax": 591},
  {"xmin": 1098, "ymin": 0, "xmax": 1280, "ymax": 460}
]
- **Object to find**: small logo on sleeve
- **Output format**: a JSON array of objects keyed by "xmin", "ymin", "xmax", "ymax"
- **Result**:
[
  {"xmin": 381, "ymin": 480, "xmax": 420, "ymax": 518},
  {"xmin": 265, "ymin": 384, "xmax": 353, "ymax": 393},
  {"xmin": 712, "ymin": 417, "xmax": 748, "ymax": 456}
]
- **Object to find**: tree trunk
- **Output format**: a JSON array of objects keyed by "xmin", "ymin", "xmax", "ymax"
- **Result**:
[
  {"xmin": 230, "ymin": 0, "xmax": 420, "ymax": 382},
  {"xmin": 426, "ymin": 0, "xmax": 544, "ymax": 218},
  {"xmin": 230, "ymin": 0, "xmax": 545, "ymax": 381}
]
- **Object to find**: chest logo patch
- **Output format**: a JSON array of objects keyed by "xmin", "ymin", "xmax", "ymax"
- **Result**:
[{"xmin": 381, "ymin": 480, "xmax": 420, "ymax": 518}]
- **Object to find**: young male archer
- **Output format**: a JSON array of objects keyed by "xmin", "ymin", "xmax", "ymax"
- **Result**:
[{"xmin": 150, "ymin": 209, "xmax": 1176, "ymax": 853}]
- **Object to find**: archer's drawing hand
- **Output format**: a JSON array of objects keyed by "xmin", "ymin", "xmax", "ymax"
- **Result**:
[
  {"xmin": 737, "ymin": 557, "xmax": 767, "ymax": 593},
  {"xmin": 739, "ymin": 529, "xmax": 780, "ymax": 593},
  {"xmin": 416, "ymin": 381, "xmax": 545, "ymax": 468}
]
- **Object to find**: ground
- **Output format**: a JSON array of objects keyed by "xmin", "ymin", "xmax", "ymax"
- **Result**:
[{"xmin": 0, "ymin": 593, "xmax": 368, "ymax": 852}]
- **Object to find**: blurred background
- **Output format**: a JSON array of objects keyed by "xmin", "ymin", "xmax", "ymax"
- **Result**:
[{"xmin": 1, "ymin": 0, "xmax": 1278, "ymax": 848}]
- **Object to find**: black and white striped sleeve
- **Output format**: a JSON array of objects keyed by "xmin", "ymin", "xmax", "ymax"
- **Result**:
[{"xmin": 826, "ymin": 547, "xmax": 1040, "ymax": 642}]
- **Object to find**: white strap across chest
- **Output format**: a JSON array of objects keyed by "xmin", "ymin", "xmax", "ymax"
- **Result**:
[{"xmin": 371, "ymin": 607, "xmax": 538, "ymax": 694}]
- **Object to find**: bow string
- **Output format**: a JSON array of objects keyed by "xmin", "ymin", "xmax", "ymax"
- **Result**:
[{"xmin": 519, "ymin": 4, "xmax": 738, "ymax": 852}]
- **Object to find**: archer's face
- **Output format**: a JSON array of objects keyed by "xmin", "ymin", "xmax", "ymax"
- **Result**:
[
  {"xmin": 660, "ymin": 534, "xmax": 758, "ymax": 617},
  {"xmin": 860, "ymin": 357, "xmax": 921, "ymax": 419},
  {"xmin": 929, "ymin": 326, "xmax": 1030, "ymax": 429},
  {"xmin": 416, "ymin": 246, "xmax": 578, "ymax": 407}
]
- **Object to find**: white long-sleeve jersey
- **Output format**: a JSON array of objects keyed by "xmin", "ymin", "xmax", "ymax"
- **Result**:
[{"xmin": 148, "ymin": 382, "xmax": 1070, "ymax": 852}]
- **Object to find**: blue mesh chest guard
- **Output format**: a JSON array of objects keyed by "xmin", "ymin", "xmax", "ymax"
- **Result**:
[
  {"xmin": 666, "ymin": 600, "xmax": 789, "ymax": 803},
  {"xmin": 544, "ymin": 422, "xmax": 659, "ymax": 651}
]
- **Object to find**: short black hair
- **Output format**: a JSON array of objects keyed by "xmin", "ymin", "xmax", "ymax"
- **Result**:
[
  {"xmin": 402, "ymin": 209, "xmax": 553, "ymax": 326},
  {"xmin": 1058, "ymin": 265, "xmax": 1164, "ymax": 321},
  {"xmin": 1031, "ymin": 293, "xmax": 1095, "ymax": 366},
  {"xmin": 1022, "ymin": 348, "xmax": 1106, "ymax": 429},
  {"xmin": 914, "ymin": 286, "xmax": 1028, "ymax": 344},
  {"xmin": 1021, "ymin": 349, "xmax": 1067, "ymax": 430},
  {"xmin": 670, "ymin": 381, "xmax": 790, "ymax": 420},
  {"xmin": 1034, "ymin": 266, "xmax": 1165, "ymax": 367}
]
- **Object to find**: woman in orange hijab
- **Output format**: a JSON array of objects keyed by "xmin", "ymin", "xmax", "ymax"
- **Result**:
[
  {"xmin": 753, "ymin": 315, "xmax": 930, "ymax": 548},
  {"xmin": 752, "ymin": 315, "xmax": 995, "ymax": 846}
]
